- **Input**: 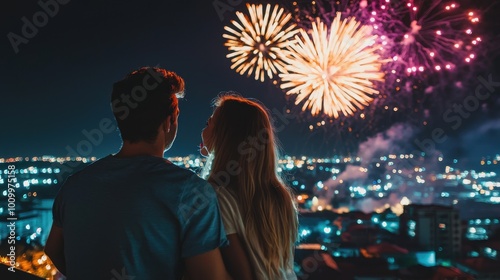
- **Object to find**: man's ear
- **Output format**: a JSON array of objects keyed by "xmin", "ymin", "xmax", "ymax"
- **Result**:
[
  {"xmin": 164, "ymin": 116, "xmax": 172, "ymax": 133},
  {"xmin": 172, "ymin": 108, "xmax": 179, "ymax": 125},
  {"xmin": 171, "ymin": 112, "xmax": 178, "ymax": 126}
]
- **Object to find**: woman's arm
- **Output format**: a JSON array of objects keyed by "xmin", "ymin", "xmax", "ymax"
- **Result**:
[
  {"xmin": 184, "ymin": 248, "xmax": 233, "ymax": 280},
  {"xmin": 220, "ymin": 234, "xmax": 255, "ymax": 280}
]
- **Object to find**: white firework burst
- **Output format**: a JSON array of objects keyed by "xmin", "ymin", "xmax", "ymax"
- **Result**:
[{"xmin": 279, "ymin": 13, "xmax": 385, "ymax": 118}]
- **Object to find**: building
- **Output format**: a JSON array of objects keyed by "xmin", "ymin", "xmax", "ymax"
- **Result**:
[{"xmin": 400, "ymin": 204, "xmax": 462, "ymax": 261}]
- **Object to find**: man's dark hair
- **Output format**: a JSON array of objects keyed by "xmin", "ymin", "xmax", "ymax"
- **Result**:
[{"xmin": 111, "ymin": 66, "xmax": 185, "ymax": 143}]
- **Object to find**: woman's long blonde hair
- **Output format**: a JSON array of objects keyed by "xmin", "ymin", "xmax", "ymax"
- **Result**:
[{"xmin": 203, "ymin": 93, "xmax": 298, "ymax": 278}]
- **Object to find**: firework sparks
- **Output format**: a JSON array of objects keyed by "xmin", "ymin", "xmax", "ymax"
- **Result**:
[
  {"xmin": 279, "ymin": 13, "xmax": 384, "ymax": 118},
  {"xmin": 223, "ymin": 3, "xmax": 298, "ymax": 82},
  {"xmin": 387, "ymin": 0, "xmax": 482, "ymax": 76}
]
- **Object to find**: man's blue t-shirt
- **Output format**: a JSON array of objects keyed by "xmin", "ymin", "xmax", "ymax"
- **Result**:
[{"xmin": 52, "ymin": 155, "xmax": 227, "ymax": 279}]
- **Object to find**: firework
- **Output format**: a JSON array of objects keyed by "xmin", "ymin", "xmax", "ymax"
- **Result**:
[
  {"xmin": 292, "ymin": 0, "xmax": 483, "ymax": 82},
  {"xmin": 384, "ymin": 0, "xmax": 482, "ymax": 77},
  {"xmin": 279, "ymin": 13, "xmax": 384, "ymax": 118},
  {"xmin": 282, "ymin": 0, "xmax": 485, "ymax": 148},
  {"xmin": 223, "ymin": 3, "xmax": 299, "ymax": 82}
]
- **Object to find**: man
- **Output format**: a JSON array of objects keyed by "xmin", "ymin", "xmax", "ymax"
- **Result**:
[{"xmin": 45, "ymin": 67, "xmax": 231, "ymax": 280}]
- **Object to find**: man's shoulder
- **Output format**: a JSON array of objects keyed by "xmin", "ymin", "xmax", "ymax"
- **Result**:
[
  {"xmin": 61, "ymin": 156, "xmax": 108, "ymax": 182},
  {"xmin": 152, "ymin": 161, "xmax": 204, "ymax": 183}
]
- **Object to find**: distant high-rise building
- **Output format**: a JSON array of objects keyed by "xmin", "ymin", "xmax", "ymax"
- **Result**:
[{"xmin": 400, "ymin": 204, "xmax": 462, "ymax": 260}]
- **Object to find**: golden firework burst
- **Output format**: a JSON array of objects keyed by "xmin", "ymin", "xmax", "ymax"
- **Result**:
[{"xmin": 223, "ymin": 3, "xmax": 298, "ymax": 82}]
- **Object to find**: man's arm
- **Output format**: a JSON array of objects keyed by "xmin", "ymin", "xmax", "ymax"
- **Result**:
[
  {"xmin": 44, "ymin": 224, "xmax": 66, "ymax": 276},
  {"xmin": 184, "ymin": 247, "xmax": 233, "ymax": 280},
  {"xmin": 220, "ymin": 234, "xmax": 255, "ymax": 280}
]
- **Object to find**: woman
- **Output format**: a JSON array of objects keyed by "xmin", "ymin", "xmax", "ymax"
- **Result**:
[{"xmin": 200, "ymin": 93, "xmax": 299, "ymax": 280}]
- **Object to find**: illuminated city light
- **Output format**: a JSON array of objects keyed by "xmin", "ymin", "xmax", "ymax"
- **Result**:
[{"xmin": 401, "ymin": 197, "xmax": 411, "ymax": 206}]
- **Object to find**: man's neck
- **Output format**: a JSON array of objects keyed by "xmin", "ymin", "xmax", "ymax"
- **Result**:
[{"xmin": 115, "ymin": 141, "xmax": 165, "ymax": 158}]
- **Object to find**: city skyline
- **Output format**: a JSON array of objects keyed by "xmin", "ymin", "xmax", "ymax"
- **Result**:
[{"xmin": 2, "ymin": 150, "xmax": 499, "ymax": 216}]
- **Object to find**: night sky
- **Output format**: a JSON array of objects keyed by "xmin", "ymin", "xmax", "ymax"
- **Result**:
[{"xmin": 2, "ymin": 0, "xmax": 500, "ymax": 159}]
